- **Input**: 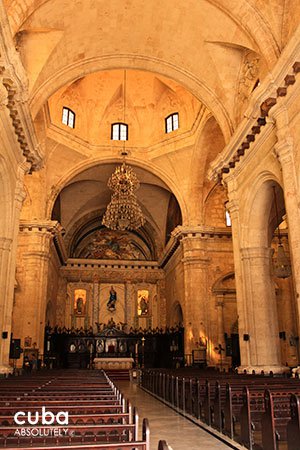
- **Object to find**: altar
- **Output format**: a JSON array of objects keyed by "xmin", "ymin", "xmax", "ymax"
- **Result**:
[{"xmin": 93, "ymin": 357, "xmax": 134, "ymax": 370}]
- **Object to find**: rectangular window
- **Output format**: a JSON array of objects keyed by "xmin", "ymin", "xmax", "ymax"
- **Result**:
[
  {"xmin": 62, "ymin": 107, "xmax": 75, "ymax": 128},
  {"xmin": 111, "ymin": 123, "xmax": 128, "ymax": 140},
  {"xmin": 165, "ymin": 113, "xmax": 179, "ymax": 133}
]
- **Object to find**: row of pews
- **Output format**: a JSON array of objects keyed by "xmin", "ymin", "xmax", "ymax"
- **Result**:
[
  {"xmin": 142, "ymin": 369, "xmax": 300, "ymax": 450},
  {"xmin": 0, "ymin": 369, "xmax": 168, "ymax": 449}
]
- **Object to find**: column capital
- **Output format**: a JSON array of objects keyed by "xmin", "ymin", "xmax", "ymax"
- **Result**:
[
  {"xmin": 14, "ymin": 179, "xmax": 26, "ymax": 208},
  {"xmin": 226, "ymin": 199, "xmax": 239, "ymax": 217},
  {"xmin": 274, "ymin": 137, "xmax": 294, "ymax": 166},
  {"xmin": 19, "ymin": 219, "xmax": 63, "ymax": 236},
  {"xmin": 241, "ymin": 246, "xmax": 273, "ymax": 260},
  {"xmin": 215, "ymin": 294, "xmax": 224, "ymax": 308}
]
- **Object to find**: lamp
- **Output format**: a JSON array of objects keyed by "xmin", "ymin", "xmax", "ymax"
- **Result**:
[
  {"xmin": 102, "ymin": 71, "xmax": 145, "ymax": 231},
  {"xmin": 102, "ymin": 159, "xmax": 145, "ymax": 230},
  {"xmin": 272, "ymin": 186, "xmax": 291, "ymax": 278}
]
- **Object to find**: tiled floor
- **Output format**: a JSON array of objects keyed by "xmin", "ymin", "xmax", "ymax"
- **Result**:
[{"xmin": 117, "ymin": 381, "xmax": 231, "ymax": 450}]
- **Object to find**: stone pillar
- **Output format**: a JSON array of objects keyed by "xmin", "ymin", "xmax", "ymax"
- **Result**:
[
  {"xmin": 269, "ymin": 106, "xmax": 300, "ymax": 351},
  {"xmin": 12, "ymin": 221, "xmax": 60, "ymax": 363},
  {"xmin": 272, "ymin": 141, "xmax": 300, "ymax": 344},
  {"xmin": 240, "ymin": 247, "xmax": 283, "ymax": 372},
  {"xmin": 226, "ymin": 196, "xmax": 251, "ymax": 368},
  {"xmin": 0, "ymin": 237, "xmax": 13, "ymax": 373},
  {"xmin": 181, "ymin": 235, "xmax": 209, "ymax": 356},
  {"xmin": 0, "ymin": 168, "xmax": 26, "ymax": 374}
]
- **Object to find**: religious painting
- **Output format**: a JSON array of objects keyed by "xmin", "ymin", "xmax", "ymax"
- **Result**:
[
  {"xmin": 137, "ymin": 290, "xmax": 149, "ymax": 316},
  {"xmin": 73, "ymin": 229, "xmax": 150, "ymax": 260},
  {"xmin": 74, "ymin": 289, "xmax": 87, "ymax": 316},
  {"xmin": 24, "ymin": 336, "xmax": 32, "ymax": 347}
]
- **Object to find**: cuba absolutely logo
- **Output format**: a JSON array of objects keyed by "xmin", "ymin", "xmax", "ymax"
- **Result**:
[{"xmin": 14, "ymin": 407, "xmax": 69, "ymax": 437}]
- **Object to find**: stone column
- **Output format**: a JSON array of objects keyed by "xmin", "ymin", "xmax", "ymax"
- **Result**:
[
  {"xmin": 0, "ymin": 237, "xmax": 13, "ymax": 373},
  {"xmin": 226, "ymin": 195, "xmax": 252, "ymax": 369},
  {"xmin": 240, "ymin": 247, "xmax": 283, "ymax": 372},
  {"xmin": 0, "ymin": 168, "xmax": 27, "ymax": 374},
  {"xmin": 181, "ymin": 235, "xmax": 209, "ymax": 356},
  {"xmin": 271, "ymin": 122, "xmax": 300, "ymax": 343},
  {"xmin": 12, "ymin": 221, "xmax": 60, "ymax": 362}
]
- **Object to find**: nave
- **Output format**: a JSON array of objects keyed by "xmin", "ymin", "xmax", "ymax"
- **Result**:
[
  {"xmin": 0, "ymin": 367, "xmax": 231, "ymax": 450},
  {"xmin": 1, "ymin": 367, "xmax": 300, "ymax": 450},
  {"xmin": 116, "ymin": 380, "xmax": 229, "ymax": 450}
]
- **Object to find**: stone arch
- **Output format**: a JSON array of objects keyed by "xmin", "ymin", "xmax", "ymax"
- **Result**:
[
  {"xmin": 207, "ymin": 0, "xmax": 280, "ymax": 66},
  {"xmin": 64, "ymin": 209, "xmax": 161, "ymax": 261},
  {"xmin": 45, "ymin": 300, "xmax": 54, "ymax": 326},
  {"xmin": 188, "ymin": 115, "xmax": 226, "ymax": 225},
  {"xmin": 45, "ymin": 157, "xmax": 188, "ymax": 225},
  {"xmin": 170, "ymin": 301, "xmax": 184, "ymax": 326},
  {"xmin": 241, "ymin": 172, "xmax": 284, "ymax": 248},
  {"xmin": 30, "ymin": 58, "xmax": 234, "ymax": 142},
  {"xmin": 8, "ymin": 0, "xmax": 279, "ymax": 69},
  {"xmin": 212, "ymin": 271, "xmax": 236, "ymax": 295}
]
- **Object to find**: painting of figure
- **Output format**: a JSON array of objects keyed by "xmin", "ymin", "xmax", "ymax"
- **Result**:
[
  {"xmin": 137, "ymin": 290, "xmax": 149, "ymax": 316},
  {"xmin": 74, "ymin": 229, "xmax": 148, "ymax": 260},
  {"xmin": 74, "ymin": 289, "xmax": 87, "ymax": 315}
]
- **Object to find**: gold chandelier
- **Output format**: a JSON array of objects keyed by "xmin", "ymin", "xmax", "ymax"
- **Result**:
[
  {"xmin": 102, "ymin": 161, "xmax": 145, "ymax": 230},
  {"xmin": 102, "ymin": 71, "xmax": 145, "ymax": 231}
]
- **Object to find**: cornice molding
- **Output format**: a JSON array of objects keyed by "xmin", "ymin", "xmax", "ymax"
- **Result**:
[
  {"xmin": 158, "ymin": 225, "xmax": 232, "ymax": 267},
  {"xmin": 208, "ymin": 28, "xmax": 300, "ymax": 182},
  {"xmin": 0, "ymin": 3, "xmax": 43, "ymax": 171},
  {"xmin": 19, "ymin": 220, "xmax": 63, "ymax": 235}
]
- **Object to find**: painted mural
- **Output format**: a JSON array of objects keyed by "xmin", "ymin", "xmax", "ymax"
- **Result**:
[{"xmin": 78, "ymin": 229, "xmax": 147, "ymax": 260}]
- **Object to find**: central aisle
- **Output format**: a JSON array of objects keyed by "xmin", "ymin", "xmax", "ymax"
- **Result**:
[{"xmin": 117, "ymin": 381, "xmax": 231, "ymax": 450}]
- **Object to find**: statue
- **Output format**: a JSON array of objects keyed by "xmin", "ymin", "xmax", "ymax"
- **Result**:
[
  {"xmin": 107, "ymin": 286, "xmax": 117, "ymax": 312},
  {"xmin": 140, "ymin": 295, "xmax": 148, "ymax": 315},
  {"xmin": 76, "ymin": 296, "xmax": 84, "ymax": 314}
]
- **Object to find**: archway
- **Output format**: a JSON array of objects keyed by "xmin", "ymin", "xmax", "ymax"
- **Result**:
[
  {"xmin": 170, "ymin": 302, "xmax": 184, "ymax": 327},
  {"xmin": 239, "ymin": 177, "xmax": 295, "ymax": 372}
]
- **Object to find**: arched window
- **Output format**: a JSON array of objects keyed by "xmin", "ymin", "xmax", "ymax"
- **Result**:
[
  {"xmin": 225, "ymin": 210, "xmax": 231, "ymax": 227},
  {"xmin": 62, "ymin": 107, "xmax": 75, "ymax": 128},
  {"xmin": 111, "ymin": 123, "xmax": 128, "ymax": 141},
  {"xmin": 165, "ymin": 113, "xmax": 179, "ymax": 133}
]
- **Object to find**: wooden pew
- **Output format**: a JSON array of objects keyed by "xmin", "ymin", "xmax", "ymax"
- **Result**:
[
  {"xmin": 141, "ymin": 368, "xmax": 300, "ymax": 450},
  {"xmin": 0, "ymin": 418, "xmax": 151, "ymax": 450},
  {"xmin": 287, "ymin": 394, "xmax": 300, "ymax": 450}
]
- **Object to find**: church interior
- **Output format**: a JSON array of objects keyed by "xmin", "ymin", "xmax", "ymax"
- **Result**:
[{"xmin": 1, "ymin": 1, "xmax": 300, "ymax": 449}]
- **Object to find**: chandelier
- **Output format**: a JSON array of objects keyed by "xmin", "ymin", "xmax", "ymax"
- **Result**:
[
  {"xmin": 102, "ymin": 160, "xmax": 145, "ymax": 230},
  {"xmin": 102, "ymin": 70, "xmax": 146, "ymax": 231},
  {"xmin": 272, "ymin": 186, "xmax": 291, "ymax": 278}
]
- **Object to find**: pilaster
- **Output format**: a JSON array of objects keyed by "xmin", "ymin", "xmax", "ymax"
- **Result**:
[
  {"xmin": 181, "ymin": 234, "xmax": 210, "ymax": 355},
  {"xmin": 0, "ymin": 163, "xmax": 27, "ymax": 374},
  {"xmin": 12, "ymin": 220, "xmax": 61, "ymax": 364}
]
